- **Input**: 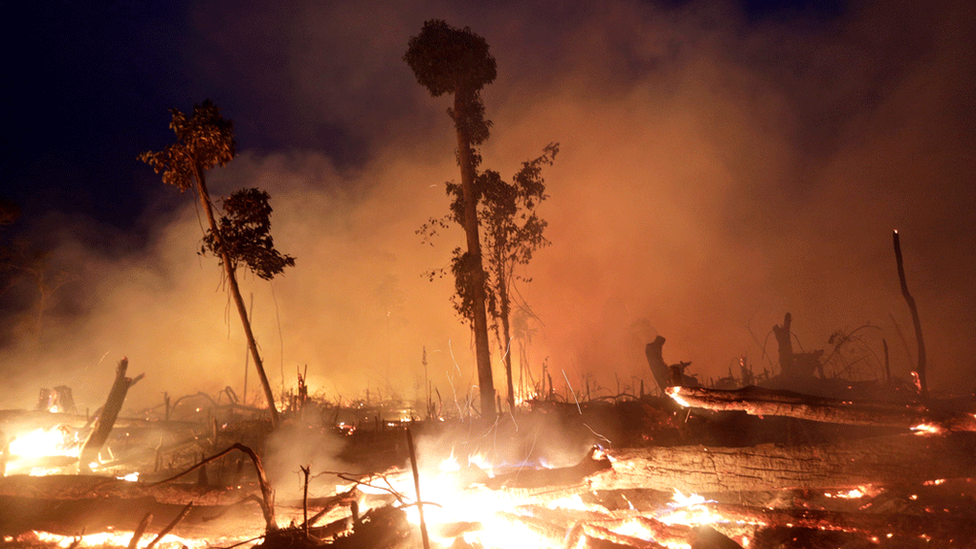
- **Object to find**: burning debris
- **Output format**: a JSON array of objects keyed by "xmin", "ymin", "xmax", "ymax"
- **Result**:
[
  {"xmin": 3, "ymin": 374, "xmax": 976, "ymax": 549},
  {"xmin": 1, "ymin": 236, "xmax": 973, "ymax": 547}
]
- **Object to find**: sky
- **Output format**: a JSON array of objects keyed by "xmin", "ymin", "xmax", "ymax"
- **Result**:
[{"xmin": 1, "ymin": 0, "xmax": 974, "ymax": 412}]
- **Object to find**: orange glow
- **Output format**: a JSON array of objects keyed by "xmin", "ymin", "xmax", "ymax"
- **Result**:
[
  {"xmin": 910, "ymin": 423, "xmax": 943, "ymax": 435},
  {"xmin": 32, "ymin": 530, "xmax": 202, "ymax": 549}
]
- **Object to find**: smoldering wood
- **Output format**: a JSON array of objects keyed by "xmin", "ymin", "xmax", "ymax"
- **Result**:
[
  {"xmin": 666, "ymin": 385, "xmax": 976, "ymax": 432},
  {"xmin": 702, "ymin": 501, "xmax": 976, "ymax": 543}
]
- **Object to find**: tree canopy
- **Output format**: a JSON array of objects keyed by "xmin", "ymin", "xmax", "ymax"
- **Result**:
[{"xmin": 138, "ymin": 99, "xmax": 235, "ymax": 192}]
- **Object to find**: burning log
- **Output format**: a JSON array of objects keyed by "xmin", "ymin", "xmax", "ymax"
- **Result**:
[
  {"xmin": 591, "ymin": 433, "xmax": 976, "ymax": 493},
  {"xmin": 79, "ymin": 358, "xmax": 144, "ymax": 472},
  {"xmin": 666, "ymin": 385, "xmax": 976, "ymax": 433}
]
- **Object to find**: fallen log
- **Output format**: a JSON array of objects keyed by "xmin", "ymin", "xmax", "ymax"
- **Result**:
[
  {"xmin": 590, "ymin": 433, "xmax": 976, "ymax": 493},
  {"xmin": 666, "ymin": 385, "xmax": 976, "ymax": 433}
]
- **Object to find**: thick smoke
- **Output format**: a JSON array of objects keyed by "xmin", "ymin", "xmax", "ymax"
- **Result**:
[{"xmin": 1, "ymin": 0, "xmax": 973, "ymax": 412}]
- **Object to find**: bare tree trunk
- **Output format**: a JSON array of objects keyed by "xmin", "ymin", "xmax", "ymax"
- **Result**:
[
  {"xmin": 455, "ymin": 90, "xmax": 496, "ymax": 421},
  {"xmin": 193, "ymin": 165, "xmax": 279, "ymax": 428},
  {"xmin": 499, "ymin": 266, "xmax": 515, "ymax": 414},
  {"xmin": 893, "ymin": 230, "xmax": 927, "ymax": 397}
]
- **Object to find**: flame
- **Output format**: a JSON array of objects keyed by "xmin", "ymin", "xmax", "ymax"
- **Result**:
[
  {"xmin": 31, "ymin": 530, "xmax": 203, "ymax": 549},
  {"xmin": 910, "ymin": 423, "xmax": 943, "ymax": 435},
  {"xmin": 667, "ymin": 386, "xmax": 692, "ymax": 408},
  {"xmin": 7, "ymin": 426, "xmax": 77, "ymax": 459},
  {"xmin": 658, "ymin": 490, "xmax": 724, "ymax": 527},
  {"xmin": 824, "ymin": 487, "xmax": 866, "ymax": 499}
]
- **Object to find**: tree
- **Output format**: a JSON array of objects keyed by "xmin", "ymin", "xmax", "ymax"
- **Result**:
[
  {"xmin": 479, "ymin": 144, "xmax": 557, "ymax": 412},
  {"xmin": 405, "ymin": 20, "xmax": 498, "ymax": 419},
  {"xmin": 140, "ymin": 100, "xmax": 293, "ymax": 428}
]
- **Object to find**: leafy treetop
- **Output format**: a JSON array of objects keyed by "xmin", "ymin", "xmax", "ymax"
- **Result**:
[
  {"xmin": 202, "ymin": 188, "xmax": 296, "ymax": 281},
  {"xmin": 138, "ymin": 99, "xmax": 236, "ymax": 192},
  {"xmin": 404, "ymin": 19, "xmax": 496, "ymax": 146}
]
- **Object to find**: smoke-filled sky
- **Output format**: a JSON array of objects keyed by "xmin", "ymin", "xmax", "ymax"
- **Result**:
[{"xmin": 2, "ymin": 0, "xmax": 974, "ymax": 411}]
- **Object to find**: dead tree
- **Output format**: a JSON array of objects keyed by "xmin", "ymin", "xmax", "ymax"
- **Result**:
[
  {"xmin": 79, "ymin": 358, "xmax": 143, "ymax": 472},
  {"xmin": 771, "ymin": 313, "xmax": 824, "ymax": 384},
  {"xmin": 645, "ymin": 336, "xmax": 699, "ymax": 393}
]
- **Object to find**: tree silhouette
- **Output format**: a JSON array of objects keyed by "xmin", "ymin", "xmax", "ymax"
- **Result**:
[
  {"xmin": 479, "ymin": 143, "xmax": 557, "ymax": 412},
  {"xmin": 405, "ymin": 20, "xmax": 498, "ymax": 420},
  {"xmin": 140, "ymin": 100, "xmax": 292, "ymax": 428}
]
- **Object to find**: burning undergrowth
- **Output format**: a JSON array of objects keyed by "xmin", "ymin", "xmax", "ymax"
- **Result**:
[{"xmin": 2, "ymin": 375, "xmax": 976, "ymax": 549}]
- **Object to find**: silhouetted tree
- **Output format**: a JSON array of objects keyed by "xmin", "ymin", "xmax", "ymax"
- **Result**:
[
  {"xmin": 479, "ymin": 143, "xmax": 557, "ymax": 412},
  {"xmin": 140, "ymin": 100, "xmax": 293, "ymax": 428},
  {"xmin": 405, "ymin": 20, "xmax": 498, "ymax": 419}
]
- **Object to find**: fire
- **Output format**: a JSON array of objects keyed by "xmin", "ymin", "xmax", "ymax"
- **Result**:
[
  {"xmin": 30, "ymin": 530, "xmax": 202, "ymax": 549},
  {"xmin": 910, "ymin": 423, "xmax": 943, "ymax": 435},
  {"xmin": 666, "ymin": 386, "xmax": 692, "ymax": 408},
  {"xmin": 658, "ymin": 489, "xmax": 724, "ymax": 527},
  {"xmin": 7, "ymin": 426, "xmax": 77, "ymax": 459},
  {"xmin": 824, "ymin": 486, "xmax": 872, "ymax": 499},
  {"xmin": 4, "ymin": 425, "xmax": 82, "ymax": 475}
]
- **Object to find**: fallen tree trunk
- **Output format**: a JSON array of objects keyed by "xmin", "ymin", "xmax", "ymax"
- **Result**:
[
  {"xmin": 666, "ymin": 385, "xmax": 976, "ymax": 433},
  {"xmin": 591, "ymin": 433, "xmax": 976, "ymax": 493}
]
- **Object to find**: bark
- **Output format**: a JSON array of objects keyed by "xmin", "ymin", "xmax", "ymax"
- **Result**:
[
  {"xmin": 193, "ymin": 164, "xmax": 279, "ymax": 428},
  {"xmin": 590, "ymin": 433, "xmax": 976, "ymax": 493},
  {"xmin": 79, "ymin": 358, "xmax": 135, "ymax": 471},
  {"xmin": 454, "ymin": 88, "xmax": 496, "ymax": 421},
  {"xmin": 666, "ymin": 385, "xmax": 976, "ymax": 432}
]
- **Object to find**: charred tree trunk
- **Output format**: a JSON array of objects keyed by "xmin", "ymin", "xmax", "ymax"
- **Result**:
[
  {"xmin": 455, "ymin": 89, "xmax": 496, "ymax": 422},
  {"xmin": 645, "ymin": 336, "xmax": 698, "ymax": 393},
  {"xmin": 893, "ymin": 230, "xmax": 927, "ymax": 397},
  {"xmin": 79, "ymin": 358, "xmax": 135, "ymax": 471},
  {"xmin": 772, "ymin": 313, "xmax": 794, "ymax": 378}
]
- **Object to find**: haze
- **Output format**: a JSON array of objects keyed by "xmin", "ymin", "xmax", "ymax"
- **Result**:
[{"xmin": 1, "ymin": 0, "xmax": 973, "ymax": 411}]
